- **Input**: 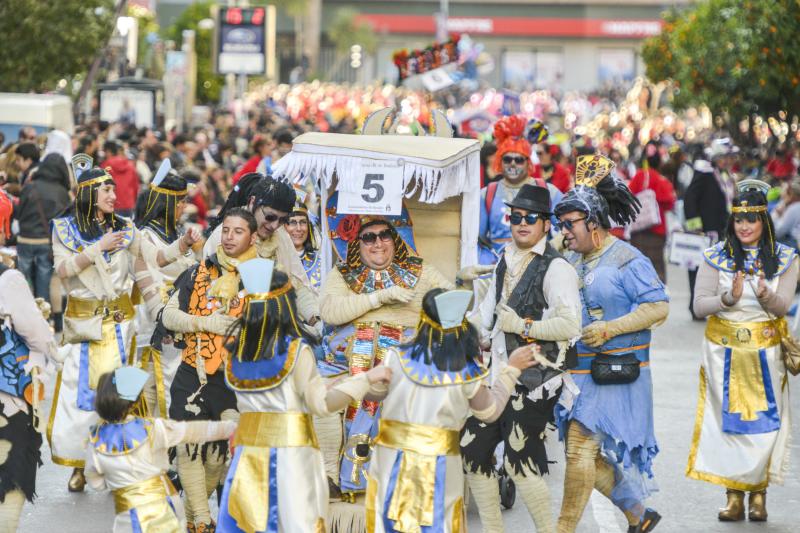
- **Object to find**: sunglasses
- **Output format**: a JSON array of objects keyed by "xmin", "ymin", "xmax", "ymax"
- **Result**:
[
  {"xmin": 502, "ymin": 155, "xmax": 527, "ymax": 165},
  {"xmin": 557, "ymin": 217, "xmax": 587, "ymax": 231},
  {"xmin": 260, "ymin": 208, "xmax": 289, "ymax": 225},
  {"xmin": 359, "ymin": 229, "xmax": 394, "ymax": 244},
  {"xmin": 509, "ymin": 212, "xmax": 543, "ymax": 225}
]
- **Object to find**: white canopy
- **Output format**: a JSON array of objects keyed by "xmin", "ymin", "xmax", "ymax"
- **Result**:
[
  {"xmin": 272, "ymin": 132, "xmax": 480, "ymax": 204},
  {"xmin": 0, "ymin": 93, "xmax": 74, "ymax": 133},
  {"xmin": 272, "ymin": 132, "xmax": 481, "ymax": 270}
]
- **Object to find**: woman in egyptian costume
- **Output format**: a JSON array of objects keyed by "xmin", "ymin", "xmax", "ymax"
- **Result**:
[
  {"xmin": 217, "ymin": 260, "xmax": 390, "ymax": 532},
  {"xmin": 687, "ymin": 180, "xmax": 797, "ymax": 522},
  {"xmin": 133, "ymin": 159, "xmax": 199, "ymax": 417},
  {"xmin": 364, "ymin": 288, "xmax": 538, "ymax": 532},
  {"xmin": 48, "ymin": 155, "xmax": 199, "ymax": 492}
]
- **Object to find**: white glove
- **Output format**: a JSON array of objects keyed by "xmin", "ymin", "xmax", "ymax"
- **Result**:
[
  {"xmin": 495, "ymin": 304, "xmax": 527, "ymax": 335},
  {"xmin": 197, "ymin": 312, "xmax": 238, "ymax": 336},
  {"xmin": 376, "ymin": 285, "xmax": 415, "ymax": 305},
  {"xmin": 456, "ymin": 264, "xmax": 494, "ymax": 282}
]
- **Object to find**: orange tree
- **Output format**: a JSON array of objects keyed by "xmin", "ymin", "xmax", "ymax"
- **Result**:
[{"xmin": 643, "ymin": 0, "xmax": 800, "ymax": 141}]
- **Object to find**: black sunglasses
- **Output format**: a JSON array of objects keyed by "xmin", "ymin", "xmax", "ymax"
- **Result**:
[
  {"xmin": 558, "ymin": 217, "xmax": 587, "ymax": 231},
  {"xmin": 502, "ymin": 155, "xmax": 527, "ymax": 165},
  {"xmin": 260, "ymin": 208, "xmax": 289, "ymax": 225},
  {"xmin": 509, "ymin": 212, "xmax": 543, "ymax": 225},
  {"xmin": 359, "ymin": 229, "xmax": 394, "ymax": 244}
]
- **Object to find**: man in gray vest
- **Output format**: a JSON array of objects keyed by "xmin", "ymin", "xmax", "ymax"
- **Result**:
[{"xmin": 462, "ymin": 183, "xmax": 582, "ymax": 533}]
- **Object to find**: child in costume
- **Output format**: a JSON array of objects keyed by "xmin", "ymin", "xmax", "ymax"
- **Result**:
[
  {"xmin": 364, "ymin": 288, "xmax": 539, "ymax": 531},
  {"xmin": 85, "ymin": 366, "xmax": 236, "ymax": 533},
  {"xmin": 218, "ymin": 259, "xmax": 391, "ymax": 533}
]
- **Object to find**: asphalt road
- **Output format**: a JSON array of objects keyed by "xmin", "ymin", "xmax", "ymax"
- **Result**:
[{"xmin": 18, "ymin": 264, "xmax": 800, "ymax": 532}]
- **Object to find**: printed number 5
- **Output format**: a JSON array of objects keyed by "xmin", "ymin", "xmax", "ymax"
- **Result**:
[{"xmin": 361, "ymin": 174, "xmax": 385, "ymax": 203}]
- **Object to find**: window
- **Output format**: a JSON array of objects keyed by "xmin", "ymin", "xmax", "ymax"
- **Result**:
[
  {"xmin": 502, "ymin": 49, "xmax": 563, "ymax": 91},
  {"xmin": 598, "ymin": 48, "xmax": 636, "ymax": 84}
]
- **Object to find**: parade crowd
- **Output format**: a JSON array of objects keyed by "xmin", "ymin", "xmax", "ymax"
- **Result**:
[{"xmin": 0, "ymin": 86, "xmax": 798, "ymax": 533}]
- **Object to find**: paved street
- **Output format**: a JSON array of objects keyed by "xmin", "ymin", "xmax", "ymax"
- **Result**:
[{"xmin": 18, "ymin": 264, "xmax": 800, "ymax": 532}]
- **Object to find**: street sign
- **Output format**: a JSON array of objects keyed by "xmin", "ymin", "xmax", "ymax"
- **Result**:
[{"xmin": 215, "ymin": 6, "xmax": 268, "ymax": 75}]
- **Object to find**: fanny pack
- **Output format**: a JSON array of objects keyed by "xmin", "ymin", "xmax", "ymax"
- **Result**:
[{"xmin": 590, "ymin": 353, "xmax": 641, "ymax": 385}]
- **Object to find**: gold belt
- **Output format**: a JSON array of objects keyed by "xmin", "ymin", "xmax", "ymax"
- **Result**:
[
  {"xmin": 66, "ymin": 293, "xmax": 135, "ymax": 322},
  {"xmin": 375, "ymin": 418, "xmax": 460, "ymax": 456},
  {"xmin": 233, "ymin": 411, "xmax": 318, "ymax": 449},
  {"xmin": 705, "ymin": 315, "xmax": 782, "ymax": 349},
  {"xmin": 112, "ymin": 475, "xmax": 176, "ymax": 514},
  {"xmin": 375, "ymin": 419, "xmax": 459, "ymax": 530}
]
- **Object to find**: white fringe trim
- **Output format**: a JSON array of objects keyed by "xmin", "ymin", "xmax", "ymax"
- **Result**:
[
  {"xmin": 328, "ymin": 501, "xmax": 366, "ymax": 533},
  {"xmin": 272, "ymin": 151, "xmax": 480, "ymax": 205}
]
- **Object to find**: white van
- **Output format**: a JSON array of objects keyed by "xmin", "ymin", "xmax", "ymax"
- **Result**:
[{"xmin": 0, "ymin": 93, "xmax": 74, "ymax": 143}]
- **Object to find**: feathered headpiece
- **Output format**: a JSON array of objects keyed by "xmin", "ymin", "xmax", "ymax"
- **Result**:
[
  {"xmin": 492, "ymin": 115, "xmax": 533, "ymax": 173},
  {"xmin": 554, "ymin": 154, "xmax": 640, "ymax": 229}
]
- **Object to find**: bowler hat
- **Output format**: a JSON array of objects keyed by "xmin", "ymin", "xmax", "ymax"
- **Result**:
[{"xmin": 504, "ymin": 183, "xmax": 552, "ymax": 215}]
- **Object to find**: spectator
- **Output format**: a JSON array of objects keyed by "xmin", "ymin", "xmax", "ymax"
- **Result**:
[
  {"xmin": 272, "ymin": 128, "xmax": 294, "ymax": 162},
  {"xmin": 14, "ymin": 142, "xmax": 40, "ymax": 187},
  {"xmin": 773, "ymin": 177, "xmax": 800, "ymax": 249},
  {"xmin": 100, "ymin": 141, "xmax": 139, "ymax": 218},
  {"xmin": 231, "ymin": 136, "xmax": 272, "ymax": 184},
  {"xmin": 628, "ymin": 140, "xmax": 677, "ymax": 282},
  {"xmin": 532, "ymin": 143, "xmax": 571, "ymax": 192},
  {"xmin": 15, "ymin": 153, "xmax": 71, "ymax": 308},
  {"xmin": 18, "ymin": 126, "xmax": 36, "ymax": 143},
  {"xmin": 479, "ymin": 142, "xmax": 498, "ymax": 187},
  {"xmin": 766, "ymin": 145, "xmax": 796, "ymax": 182}
]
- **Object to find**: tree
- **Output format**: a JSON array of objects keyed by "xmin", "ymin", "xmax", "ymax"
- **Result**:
[
  {"xmin": 164, "ymin": 0, "xmax": 222, "ymax": 104},
  {"xmin": 642, "ymin": 0, "xmax": 800, "ymax": 141},
  {"xmin": 0, "ymin": 0, "xmax": 115, "ymax": 92},
  {"xmin": 328, "ymin": 8, "xmax": 377, "ymax": 54}
]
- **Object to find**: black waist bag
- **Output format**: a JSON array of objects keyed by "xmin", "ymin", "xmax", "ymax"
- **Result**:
[{"xmin": 590, "ymin": 353, "xmax": 641, "ymax": 385}]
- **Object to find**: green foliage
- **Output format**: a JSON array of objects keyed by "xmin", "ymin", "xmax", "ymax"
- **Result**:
[
  {"xmin": 328, "ymin": 8, "xmax": 377, "ymax": 54},
  {"xmin": 0, "ymin": 0, "xmax": 116, "ymax": 92},
  {"xmin": 164, "ymin": 0, "xmax": 222, "ymax": 104},
  {"xmin": 129, "ymin": 4, "xmax": 160, "ymax": 78},
  {"xmin": 270, "ymin": 0, "xmax": 310, "ymax": 18},
  {"xmin": 643, "ymin": 0, "xmax": 800, "ymax": 127}
]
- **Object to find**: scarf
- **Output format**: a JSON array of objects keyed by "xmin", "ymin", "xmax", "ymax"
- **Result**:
[{"xmin": 209, "ymin": 245, "xmax": 258, "ymax": 310}]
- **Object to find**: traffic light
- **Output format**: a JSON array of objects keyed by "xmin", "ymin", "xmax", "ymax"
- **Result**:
[{"xmin": 350, "ymin": 44, "xmax": 362, "ymax": 69}]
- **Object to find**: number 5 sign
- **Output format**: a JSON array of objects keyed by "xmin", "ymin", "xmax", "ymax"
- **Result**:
[{"xmin": 337, "ymin": 161, "xmax": 404, "ymax": 215}]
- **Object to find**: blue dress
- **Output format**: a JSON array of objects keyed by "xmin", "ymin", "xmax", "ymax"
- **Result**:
[{"xmin": 557, "ymin": 238, "xmax": 667, "ymax": 514}]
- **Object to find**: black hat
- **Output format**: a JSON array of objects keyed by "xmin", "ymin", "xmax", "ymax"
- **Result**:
[{"xmin": 504, "ymin": 183, "xmax": 551, "ymax": 215}]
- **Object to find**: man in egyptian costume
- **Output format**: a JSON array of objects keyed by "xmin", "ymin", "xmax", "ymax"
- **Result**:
[{"xmin": 319, "ymin": 209, "xmax": 454, "ymax": 518}]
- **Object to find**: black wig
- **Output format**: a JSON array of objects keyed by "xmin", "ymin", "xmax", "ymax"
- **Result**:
[
  {"xmin": 74, "ymin": 168, "xmax": 126, "ymax": 240},
  {"xmin": 723, "ymin": 189, "xmax": 780, "ymax": 279},
  {"xmin": 229, "ymin": 270, "xmax": 317, "ymax": 362},
  {"xmin": 403, "ymin": 288, "xmax": 480, "ymax": 373},
  {"xmin": 135, "ymin": 171, "xmax": 188, "ymax": 243},
  {"xmin": 206, "ymin": 172, "xmax": 263, "ymax": 235},
  {"xmin": 252, "ymin": 176, "xmax": 296, "ymax": 214}
]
